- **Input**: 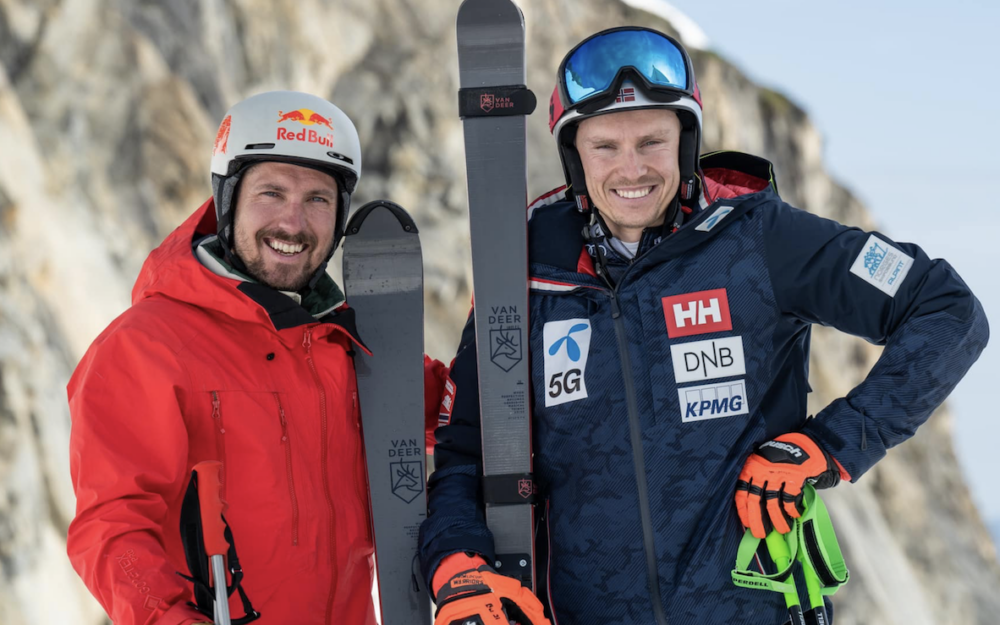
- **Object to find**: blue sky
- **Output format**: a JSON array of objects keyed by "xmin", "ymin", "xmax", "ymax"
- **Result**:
[{"xmin": 656, "ymin": 0, "xmax": 1000, "ymax": 522}]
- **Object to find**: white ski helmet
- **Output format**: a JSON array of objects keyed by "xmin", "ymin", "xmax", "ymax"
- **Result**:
[{"xmin": 210, "ymin": 90, "xmax": 362, "ymax": 271}]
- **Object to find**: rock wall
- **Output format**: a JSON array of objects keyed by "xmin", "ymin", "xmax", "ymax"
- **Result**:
[{"xmin": 0, "ymin": 1, "xmax": 996, "ymax": 623}]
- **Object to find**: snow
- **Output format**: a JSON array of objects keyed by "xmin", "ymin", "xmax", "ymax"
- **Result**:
[{"xmin": 618, "ymin": 0, "xmax": 710, "ymax": 50}]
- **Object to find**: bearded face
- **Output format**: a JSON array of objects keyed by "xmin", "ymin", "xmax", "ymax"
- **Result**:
[{"xmin": 232, "ymin": 162, "xmax": 339, "ymax": 291}]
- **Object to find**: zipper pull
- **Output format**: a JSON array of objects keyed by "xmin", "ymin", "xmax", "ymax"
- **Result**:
[
  {"xmin": 609, "ymin": 290, "xmax": 622, "ymax": 319},
  {"xmin": 211, "ymin": 391, "xmax": 224, "ymax": 434},
  {"xmin": 303, "ymin": 328, "xmax": 312, "ymax": 353},
  {"xmin": 276, "ymin": 396, "xmax": 288, "ymax": 442}
]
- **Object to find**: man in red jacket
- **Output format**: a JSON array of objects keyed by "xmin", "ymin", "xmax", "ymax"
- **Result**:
[{"xmin": 67, "ymin": 90, "xmax": 444, "ymax": 625}]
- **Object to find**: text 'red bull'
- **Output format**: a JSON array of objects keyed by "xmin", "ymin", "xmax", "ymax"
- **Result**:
[{"xmin": 277, "ymin": 127, "xmax": 335, "ymax": 147}]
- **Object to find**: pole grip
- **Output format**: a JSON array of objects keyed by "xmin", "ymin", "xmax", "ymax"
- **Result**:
[{"xmin": 193, "ymin": 461, "xmax": 230, "ymax": 558}]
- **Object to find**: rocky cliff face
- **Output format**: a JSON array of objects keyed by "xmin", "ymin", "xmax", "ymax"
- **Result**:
[{"xmin": 0, "ymin": 1, "xmax": 996, "ymax": 623}]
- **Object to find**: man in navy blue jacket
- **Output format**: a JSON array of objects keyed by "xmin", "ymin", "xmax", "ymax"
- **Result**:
[{"xmin": 420, "ymin": 27, "xmax": 989, "ymax": 625}]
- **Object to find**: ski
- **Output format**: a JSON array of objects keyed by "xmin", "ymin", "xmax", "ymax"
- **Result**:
[
  {"xmin": 343, "ymin": 200, "xmax": 430, "ymax": 625},
  {"xmin": 456, "ymin": 0, "xmax": 538, "ymax": 588}
]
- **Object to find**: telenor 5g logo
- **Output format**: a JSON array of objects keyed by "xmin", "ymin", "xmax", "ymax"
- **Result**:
[{"xmin": 543, "ymin": 319, "xmax": 592, "ymax": 407}]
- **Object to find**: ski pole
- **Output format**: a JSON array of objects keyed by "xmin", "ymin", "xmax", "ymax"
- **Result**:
[
  {"xmin": 192, "ymin": 461, "xmax": 231, "ymax": 625},
  {"xmin": 799, "ymin": 554, "xmax": 829, "ymax": 625},
  {"xmin": 764, "ymin": 530, "xmax": 805, "ymax": 625}
]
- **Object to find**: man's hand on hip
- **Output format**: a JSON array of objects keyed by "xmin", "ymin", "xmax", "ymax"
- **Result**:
[{"xmin": 735, "ymin": 432, "xmax": 847, "ymax": 538}]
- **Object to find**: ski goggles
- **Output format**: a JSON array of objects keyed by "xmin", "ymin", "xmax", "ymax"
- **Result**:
[{"xmin": 558, "ymin": 27, "xmax": 693, "ymax": 108}]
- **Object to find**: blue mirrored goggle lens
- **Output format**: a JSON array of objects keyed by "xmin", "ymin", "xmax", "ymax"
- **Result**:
[{"xmin": 563, "ymin": 30, "xmax": 688, "ymax": 105}]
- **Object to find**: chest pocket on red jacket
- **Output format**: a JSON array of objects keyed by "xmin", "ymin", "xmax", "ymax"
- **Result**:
[{"xmin": 206, "ymin": 390, "xmax": 302, "ymax": 554}]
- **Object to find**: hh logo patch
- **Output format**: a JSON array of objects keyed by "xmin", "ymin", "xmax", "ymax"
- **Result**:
[
  {"xmin": 679, "ymin": 379, "xmax": 750, "ymax": 422},
  {"xmin": 849, "ymin": 234, "xmax": 913, "ymax": 297},
  {"xmin": 670, "ymin": 336, "xmax": 746, "ymax": 384},
  {"xmin": 695, "ymin": 206, "xmax": 734, "ymax": 232},
  {"xmin": 662, "ymin": 288, "xmax": 732, "ymax": 338},
  {"xmin": 543, "ymin": 319, "xmax": 591, "ymax": 407}
]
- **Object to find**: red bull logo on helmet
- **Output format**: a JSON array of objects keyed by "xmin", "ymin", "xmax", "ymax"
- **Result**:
[
  {"xmin": 276, "ymin": 108, "xmax": 335, "ymax": 147},
  {"xmin": 213, "ymin": 115, "xmax": 231, "ymax": 155}
]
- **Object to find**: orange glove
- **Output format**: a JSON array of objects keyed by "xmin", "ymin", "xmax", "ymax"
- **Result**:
[
  {"xmin": 432, "ymin": 553, "xmax": 550, "ymax": 625},
  {"xmin": 735, "ymin": 432, "xmax": 849, "ymax": 538}
]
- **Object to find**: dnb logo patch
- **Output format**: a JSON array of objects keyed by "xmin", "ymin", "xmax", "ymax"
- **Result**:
[
  {"xmin": 849, "ymin": 234, "xmax": 913, "ymax": 297},
  {"xmin": 679, "ymin": 379, "xmax": 749, "ymax": 422},
  {"xmin": 543, "ymin": 319, "xmax": 592, "ymax": 407},
  {"xmin": 670, "ymin": 336, "xmax": 746, "ymax": 384},
  {"xmin": 662, "ymin": 288, "xmax": 733, "ymax": 338}
]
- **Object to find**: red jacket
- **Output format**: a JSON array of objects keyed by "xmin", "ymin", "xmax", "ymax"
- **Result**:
[{"xmin": 67, "ymin": 199, "xmax": 446, "ymax": 625}]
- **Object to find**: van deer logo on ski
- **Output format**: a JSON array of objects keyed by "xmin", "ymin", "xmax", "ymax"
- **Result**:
[
  {"xmin": 662, "ymin": 288, "xmax": 732, "ymax": 338},
  {"xmin": 390, "ymin": 459, "xmax": 424, "ymax": 503},
  {"xmin": 481, "ymin": 93, "xmax": 495, "ymax": 112},
  {"xmin": 518, "ymin": 478, "xmax": 534, "ymax": 499}
]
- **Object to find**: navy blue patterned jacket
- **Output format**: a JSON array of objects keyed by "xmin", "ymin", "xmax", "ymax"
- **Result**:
[{"xmin": 419, "ymin": 152, "xmax": 988, "ymax": 624}]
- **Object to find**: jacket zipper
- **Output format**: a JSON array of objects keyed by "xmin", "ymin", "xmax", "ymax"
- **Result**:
[
  {"xmin": 351, "ymin": 388, "xmax": 369, "ymax": 532},
  {"xmin": 211, "ymin": 391, "xmax": 227, "ymax": 498},
  {"xmin": 304, "ymin": 328, "xmax": 338, "ymax": 625},
  {"xmin": 607, "ymin": 289, "xmax": 670, "ymax": 625},
  {"xmin": 274, "ymin": 392, "xmax": 300, "ymax": 546}
]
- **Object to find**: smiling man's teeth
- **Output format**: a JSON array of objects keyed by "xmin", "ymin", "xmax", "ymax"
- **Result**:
[
  {"xmin": 615, "ymin": 187, "xmax": 652, "ymax": 199},
  {"xmin": 268, "ymin": 240, "xmax": 304, "ymax": 255}
]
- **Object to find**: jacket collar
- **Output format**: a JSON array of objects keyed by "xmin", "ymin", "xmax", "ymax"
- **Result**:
[{"xmin": 132, "ymin": 198, "xmax": 367, "ymax": 351}]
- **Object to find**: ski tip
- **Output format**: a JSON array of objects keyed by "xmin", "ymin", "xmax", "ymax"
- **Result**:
[
  {"xmin": 457, "ymin": 0, "xmax": 524, "ymax": 27},
  {"xmin": 345, "ymin": 200, "xmax": 419, "ymax": 237}
]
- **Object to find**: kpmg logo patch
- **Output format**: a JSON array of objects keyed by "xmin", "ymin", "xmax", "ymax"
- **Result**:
[
  {"xmin": 849, "ymin": 234, "xmax": 913, "ymax": 297},
  {"xmin": 390, "ymin": 459, "xmax": 424, "ymax": 503},
  {"xmin": 543, "ymin": 319, "xmax": 591, "ymax": 407},
  {"xmin": 678, "ymin": 379, "xmax": 749, "ymax": 422},
  {"xmin": 662, "ymin": 288, "xmax": 733, "ymax": 338}
]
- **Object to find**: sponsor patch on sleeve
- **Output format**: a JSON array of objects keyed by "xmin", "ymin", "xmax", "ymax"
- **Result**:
[
  {"xmin": 543, "ymin": 319, "xmax": 592, "ymax": 407},
  {"xmin": 695, "ymin": 206, "xmax": 734, "ymax": 232},
  {"xmin": 438, "ymin": 378, "xmax": 456, "ymax": 427},
  {"xmin": 849, "ymin": 234, "xmax": 913, "ymax": 297}
]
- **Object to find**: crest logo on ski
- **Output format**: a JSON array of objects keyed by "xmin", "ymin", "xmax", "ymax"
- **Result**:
[
  {"xmin": 481, "ymin": 93, "xmax": 495, "ymax": 112},
  {"xmin": 390, "ymin": 459, "xmax": 424, "ymax": 503},
  {"xmin": 489, "ymin": 327, "xmax": 523, "ymax": 371},
  {"xmin": 518, "ymin": 478, "xmax": 535, "ymax": 499}
]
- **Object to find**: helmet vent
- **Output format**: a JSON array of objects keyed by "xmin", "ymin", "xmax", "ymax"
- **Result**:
[
  {"xmin": 327, "ymin": 151, "xmax": 355, "ymax": 165},
  {"xmin": 245, "ymin": 143, "xmax": 276, "ymax": 150}
]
